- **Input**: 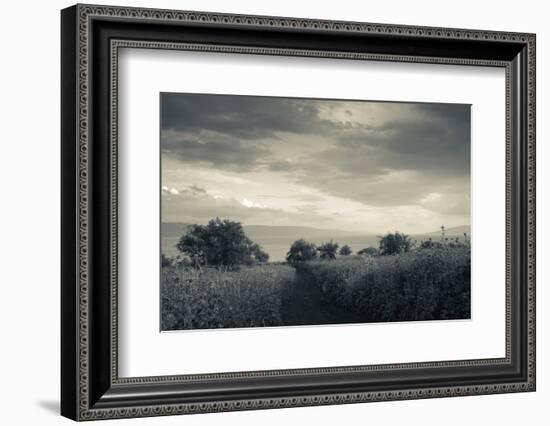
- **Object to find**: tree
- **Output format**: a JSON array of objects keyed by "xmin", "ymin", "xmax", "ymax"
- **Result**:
[
  {"xmin": 358, "ymin": 246, "xmax": 379, "ymax": 256},
  {"xmin": 286, "ymin": 239, "xmax": 317, "ymax": 266},
  {"xmin": 339, "ymin": 245, "xmax": 352, "ymax": 256},
  {"xmin": 378, "ymin": 232, "xmax": 411, "ymax": 255},
  {"xmin": 318, "ymin": 241, "xmax": 339, "ymax": 260},
  {"xmin": 176, "ymin": 217, "xmax": 268, "ymax": 268},
  {"xmin": 251, "ymin": 243, "xmax": 269, "ymax": 263}
]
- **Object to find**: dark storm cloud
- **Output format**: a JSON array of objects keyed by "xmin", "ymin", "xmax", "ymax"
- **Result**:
[
  {"xmin": 266, "ymin": 160, "xmax": 296, "ymax": 172},
  {"xmin": 161, "ymin": 93, "xmax": 334, "ymax": 171},
  {"xmin": 161, "ymin": 93, "xmax": 323, "ymax": 139},
  {"xmin": 282, "ymin": 102, "xmax": 470, "ymax": 209},
  {"xmin": 328, "ymin": 103, "xmax": 470, "ymax": 177},
  {"xmin": 161, "ymin": 93, "xmax": 470, "ymax": 210},
  {"xmin": 162, "ymin": 132, "xmax": 270, "ymax": 172},
  {"xmin": 386, "ymin": 103, "xmax": 470, "ymax": 173}
]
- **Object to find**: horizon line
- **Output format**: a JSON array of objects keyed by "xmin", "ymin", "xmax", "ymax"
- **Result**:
[{"xmin": 161, "ymin": 221, "xmax": 471, "ymax": 236}]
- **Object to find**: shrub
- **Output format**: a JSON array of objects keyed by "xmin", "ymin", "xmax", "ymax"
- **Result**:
[
  {"xmin": 419, "ymin": 238, "xmax": 442, "ymax": 249},
  {"xmin": 298, "ymin": 245, "xmax": 470, "ymax": 322},
  {"xmin": 378, "ymin": 232, "xmax": 411, "ymax": 255},
  {"xmin": 357, "ymin": 246, "xmax": 379, "ymax": 256},
  {"xmin": 161, "ymin": 263, "xmax": 294, "ymax": 330},
  {"xmin": 286, "ymin": 239, "xmax": 317, "ymax": 266},
  {"xmin": 339, "ymin": 245, "xmax": 352, "ymax": 256},
  {"xmin": 318, "ymin": 241, "xmax": 339, "ymax": 260},
  {"xmin": 251, "ymin": 243, "xmax": 270, "ymax": 263}
]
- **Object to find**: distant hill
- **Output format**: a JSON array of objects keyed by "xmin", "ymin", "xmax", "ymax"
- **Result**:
[
  {"xmin": 422, "ymin": 225, "xmax": 471, "ymax": 236},
  {"xmin": 242, "ymin": 225, "xmax": 367, "ymax": 240},
  {"xmin": 161, "ymin": 222, "xmax": 470, "ymax": 239},
  {"xmin": 161, "ymin": 222, "xmax": 189, "ymax": 238},
  {"xmin": 161, "ymin": 222, "xmax": 372, "ymax": 239}
]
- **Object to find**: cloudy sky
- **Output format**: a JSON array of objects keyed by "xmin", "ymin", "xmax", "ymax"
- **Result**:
[{"xmin": 160, "ymin": 93, "xmax": 470, "ymax": 234}]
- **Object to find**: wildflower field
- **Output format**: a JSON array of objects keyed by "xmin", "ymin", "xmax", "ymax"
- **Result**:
[
  {"xmin": 296, "ymin": 245, "xmax": 470, "ymax": 323},
  {"xmin": 161, "ymin": 244, "xmax": 470, "ymax": 330},
  {"xmin": 161, "ymin": 263, "xmax": 294, "ymax": 330}
]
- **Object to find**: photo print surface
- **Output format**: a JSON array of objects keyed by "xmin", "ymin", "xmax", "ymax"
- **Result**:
[{"xmin": 160, "ymin": 93, "xmax": 471, "ymax": 331}]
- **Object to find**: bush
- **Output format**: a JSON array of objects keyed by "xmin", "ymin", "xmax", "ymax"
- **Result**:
[
  {"xmin": 318, "ymin": 241, "xmax": 339, "ymax": 260},
  {"xmin": 163, "ymin": 235, "xmax": 471, "ymax": 329},
  {"xmin": 418, "ymin": 238, "xmax": 443, "ymax": 249},
  {"xmin": 357, "ymin": 246, "xmax": 379, "ymax": 256},
  {"xmin": 286, "ymin": 239, "xmax": 317, "ymax": 266},
  {"xmin": 339, "ymin": 245, "xmax": 352, "ymax": 256},
  {"xmin": 161, "ymin": 263, "xmax": 294, "ymax": 330},
  {"xmin": 251, "ymin": 243, "xmax": 270, "ymax": 263},
  {"xmin": 297, "ymin": 245, "xmax": 470, "ymax": 322},
  {"xmin": 378, "ymin": 232, "xmax": 411, "ymax": 255}
]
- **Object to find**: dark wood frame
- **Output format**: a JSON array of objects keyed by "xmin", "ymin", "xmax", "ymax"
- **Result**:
[{"xmin": 61, "ymin": 4, "xmax": 536, "ymax": 421}]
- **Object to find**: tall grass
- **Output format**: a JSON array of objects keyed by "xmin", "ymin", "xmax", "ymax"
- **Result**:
[
  {"xmin": 161, "ymin": 245, "xmax": 470, "ymax": 330},
  {"xmin": 161, "ymin": 263, "xmax": 294, "ymax": 330},
  {"xmin": 297, "ymin": 246, "xmax": 470, "ymax": 322}
]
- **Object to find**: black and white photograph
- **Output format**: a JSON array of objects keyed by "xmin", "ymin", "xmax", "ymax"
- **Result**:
[
  {"xmin": 160, "ymin": 93, "xmax": 472, "ymax": 331},
  {"xmin": 55, "ymin": 2, "xmax": 536, "ymax": 422}
]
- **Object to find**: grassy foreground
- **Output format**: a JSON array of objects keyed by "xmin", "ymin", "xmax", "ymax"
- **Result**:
[
  {"xmin": 161, "ymin": 246, "xmax": 470, "ymax": 330},
  {"xmin": 161, "ymin": 263, "xmax": 294, "ymax": 330},
  {"xmin": 296, "ymin": 246, "xmax": 470, "ymax": 323}
]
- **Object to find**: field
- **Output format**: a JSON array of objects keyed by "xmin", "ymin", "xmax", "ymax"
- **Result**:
[
  {"xmin": 161, "ymin": 263, "xmax": 294, "ymax": 330},
  {"xmin": 161, "ymin": 245, "xmax": 470, "ymax": 330}
]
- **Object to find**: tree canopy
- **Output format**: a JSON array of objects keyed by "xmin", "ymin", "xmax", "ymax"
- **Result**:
[
  {"xmin": 318, "ymin": 241, "xmax": 339, "ymax": 260},
  {"xmin": 378, "ymin": 232, "xmax": 411, "ymax": 255},
  {"xmin": 339, "ymin": 244, "xmax": 352, "ymax": 256},
  {"xmin": 176, "ymin": 217, "xmax": 269, "ymax": 267},
  {"xmin": 286, "ymin": 239, "xmax": 318, "ymax": 266}
]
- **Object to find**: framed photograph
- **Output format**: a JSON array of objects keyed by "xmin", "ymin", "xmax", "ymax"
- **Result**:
[{"xmin": 61, "ymin": 4, "xmax": 536, "ymax": 421}]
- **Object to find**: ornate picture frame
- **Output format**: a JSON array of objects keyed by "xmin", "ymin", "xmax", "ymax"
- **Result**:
[{"xmin": 61, "ymin": 4, "xmax": 535, "ymax": 421}]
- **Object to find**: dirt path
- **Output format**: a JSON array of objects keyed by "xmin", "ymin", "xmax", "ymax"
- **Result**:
[{"xmin": 281, "ymin": 271, "xmax": 364, "ymax": 326}]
